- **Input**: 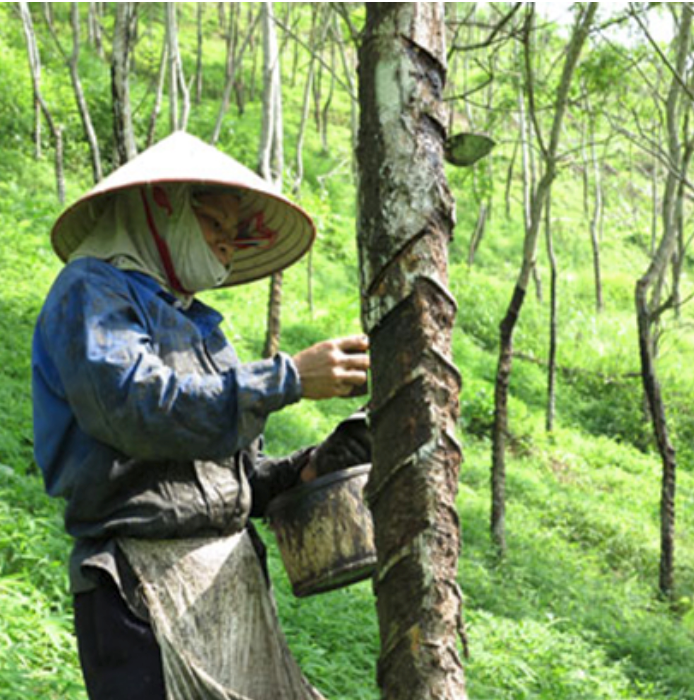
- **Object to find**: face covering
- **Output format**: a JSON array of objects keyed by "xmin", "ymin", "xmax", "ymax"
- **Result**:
[
  {"xmin": 164, "ymin": 193, "xmax": 231, "ymax": 294},
  {"xmin": 69, "ymin": 184, "xmax": 233, "ymax": 299}
]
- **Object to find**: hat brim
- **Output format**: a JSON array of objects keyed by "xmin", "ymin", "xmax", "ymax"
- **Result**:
[{"xmin": 50, "ymin": 132, "xmax": 316, "ymax": 287}]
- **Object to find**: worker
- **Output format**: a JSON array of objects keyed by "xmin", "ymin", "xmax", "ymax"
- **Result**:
[{"xmin": 32, "ymin": 131, "xmax": 370, "ymax": 700}]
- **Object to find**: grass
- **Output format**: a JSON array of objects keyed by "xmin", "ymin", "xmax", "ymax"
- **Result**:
[{"xmin": 1, "ymin": 4, "xmax": 694, "ymax": 699}]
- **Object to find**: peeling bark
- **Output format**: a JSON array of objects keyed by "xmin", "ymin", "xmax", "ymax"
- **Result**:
[{"xmin": 357, "ymin": 5, "xmax": 466, "ymax": 699}]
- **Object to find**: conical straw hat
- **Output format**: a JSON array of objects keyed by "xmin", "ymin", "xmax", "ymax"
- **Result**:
[{"xmin": 51, "ymin": 131, "xmax": 316, "ymax": 287}]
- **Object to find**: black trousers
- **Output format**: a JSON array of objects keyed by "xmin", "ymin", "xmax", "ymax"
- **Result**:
[{"xmin": 74, "ymin": 575, "xmax": 166, "ymax": 700}]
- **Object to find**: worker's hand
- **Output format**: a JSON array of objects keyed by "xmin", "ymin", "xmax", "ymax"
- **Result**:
[{"xmin": 292, "ymin": 335, "xmax": 370, "ymax": 400}]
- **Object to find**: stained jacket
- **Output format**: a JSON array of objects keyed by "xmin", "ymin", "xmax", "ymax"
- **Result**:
[{"xmin": 32, "ymin": 257, "xmax": 306, "ymax": 591}]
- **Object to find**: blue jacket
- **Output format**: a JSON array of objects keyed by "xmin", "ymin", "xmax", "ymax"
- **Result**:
[{"xmin": 32, "ymin": 258, "xmax": 306, "ymax": 588}]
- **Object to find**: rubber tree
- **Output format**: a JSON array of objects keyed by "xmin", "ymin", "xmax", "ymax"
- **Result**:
[
  {"xmin": 111, "ymin": 2, "xmax": 137, "ymax": 164},
  {"xmin": 490, "ymin": 3, "xmax": 598, "ymax": 554},
  {"xmin": 634, "ymin": 3, "xmax": 693, "ymax": 599},
  {"xmin": 258, "ymin": 0, "xmax": 285, "ymax": 359},
  {"xmin": 357, "ymin": 4, "xmax": 467, "ymax": 699},
  {"xmin": 46, "ymin": 3, "xmax": 103, "ymax": 183}
]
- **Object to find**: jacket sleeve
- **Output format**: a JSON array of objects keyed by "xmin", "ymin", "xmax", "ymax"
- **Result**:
[
  {"xmin": 246, "ymin": 445, "xmax": 315, "ymax": 517},
  {"xmin": 38, "ymin": 263, "xmax": 302, "ymax": 462}
]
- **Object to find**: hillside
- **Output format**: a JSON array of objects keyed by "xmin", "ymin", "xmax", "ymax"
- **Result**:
[{"xmin": 1, "ymin": 4, "xmax": 693, "ymax": 700}]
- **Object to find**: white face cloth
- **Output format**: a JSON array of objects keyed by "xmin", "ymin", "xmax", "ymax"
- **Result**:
[
  {"xmin": 68, "ymin": 184, "xmax": 232, "ymax": 301},
  {"xmin": 165, "ymin": 195, "xmax": 230, "ymax": 294}
]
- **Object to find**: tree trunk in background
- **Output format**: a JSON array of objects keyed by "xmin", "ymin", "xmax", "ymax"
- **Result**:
[
  {"xmin": 504, "ymin": 140, "xmax": 518, "ymax": 219},
  {"xmin": 334, "ymin": 13, "xmax": 359, "ymax": 179},
  {"xmin": 68, "ymin": 3, "xmax": 102, "ymax": 183},
  {"xmin": 166, "ymin": 3, "xmax": 189, "ymax": 132},
  {"xmin": 319, "ymin": 35, "xmax": 335, "ymax": 154},
  {"xmin": 195, "ymin": 3, "xmax": 204, "ymax": 105},
  {"xmin": 18, "ymin": 1, "xmax": 65, "ymax": 202},
  {"xmin": 88, "ymin": 2, "xmax": 104, "ymax": 58},
  {"xmin": 671, "ymin": 122, "xmax": 693, "ymax": 317},
  {"xmin": 259, "ymin": 1, "xmax": 285, "ymax": 359},
  {"xmin": 212, "ymin": 3, "xmax": 239, "ymax": 144},
  {"xmin": 584, "ymin": 93, "xmax": 604, "ymax": 314},
  {"xmin": 588, "ymin": 109, "xmax": 604, "ymax": 314},
  {"xmin": 491, "ymin": 3, "xmax": 597, "ymax": 554},
  {"xmin": 45, "ymin": 3, "xmax": 102, "ymax": 183},
  {"xmin": 263, "ymin": 273, "xmax": 284, "ymax": 358},
  {"xmin": 545, "ymin": 193, "xmax": 558, "ymax": 433},
  {"xmin": 357, "ymin": 5, "xmax": 467, "ymax": 699},
  {"xmin": 293, "ymin": 4, "xmax": 321, "ymax": 195},
  {"xmin": 636, "ymin": 3, "xmax": 692, "ymax": 599},
  {"xmin": 147, "ymin": 39, "xmax": 168, "ymax": 147},
  {"xmin": 467, "ymin": 203, "xmax": 489, "ymax": 267},
  {"xmin": 111, "ymin": 2, "xmax": 137, "ymax": 164}
]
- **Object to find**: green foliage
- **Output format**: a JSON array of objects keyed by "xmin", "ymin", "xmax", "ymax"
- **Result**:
[{"xmin": 1, "ymin": 3, "xmax": 694, "ymax": 700}]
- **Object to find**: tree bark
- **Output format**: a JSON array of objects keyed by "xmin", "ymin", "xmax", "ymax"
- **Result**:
[
  {"xmin": 111, "ymin": 2, "xmax": 137, "ymax": 164},
  {"xmin": 147, "ymin": 38, "xmax": 168, "ymax": 148},
  {"xmin": 319, "ymin": 32, "xmax": 336, "ymax": 154},
  {"xmin": 357, "ymin": 5, "xmax": 467, "ymax": 699},
  {"xmin": 166, "ymin": 3, "xmax": 189, "ymax": 132},
  {"xmin": 491, "ymin": 3, "xmax": 598, "ymax": 554},
  {"xmin": 545, "ymin": 193, "xmax": 558, "ymax": 433},
  {"xmin": 635, "ymin": 3, "xmax": 692, "ymax": 599},
  {"xmin": 87, "ymin": 2, "xmax": 104, "ymax": 58},
  {"xmin": 334, "ymin": 12, "xmax": 359, "ymax": 179},
  {"xmin": 211, "ymin": 3, "xmax": 239, "ymax": 144},
  {"xmin": 195, "ymin": 3, "xmax": 204, "ymax": 105},
  {"xmin": 293, "ymin": 4, "xmax": 322, "ymax": 196},
  {"xmin": 65, "ymin": 3, "xmax": 103, "ymax": 183},
  {"xmin": 259, "ymin": 1, "xmax": 285, "ymax": 359},
  {"xmin": 588, "ymin": 109, "xmax": 604, "ymax": 314}
]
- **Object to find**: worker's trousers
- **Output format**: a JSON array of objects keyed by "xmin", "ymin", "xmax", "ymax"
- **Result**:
[{"xmin": 74, "ymin": 574, "xmax": 166, "ymax": 700}]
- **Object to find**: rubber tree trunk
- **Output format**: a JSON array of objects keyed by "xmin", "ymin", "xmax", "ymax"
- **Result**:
[
  {"xmin": 147, "ymin": 39, "xmax": 168, "ymax": 148},
  {"xmin": 68, "ymin": 3, "xmax": 102, "ymax": 183},
  {"xmin": 259, "ymin": 1, "xmax": 285, "ymax": 359},
  {"xmin": 490, "ymin": 3, "xmax": 597, "ymax": 555},
  {"xmin": 195, "ymin": 3, "xmax": 204, "ymax": 105},
  {"xmin": 166, "ymin": 3, "xmax": 189, "ymax": 132},
  {"xmin": 636, "ymin": 3, "xmax": 692, "ymax": 599},
  {"xmin": 111, "ymin": 2, "xmax": 137, "ymax": 164},
  {"xmin": 357, "ymin": 5, "xmax": 467, "ymax": 699},
  {"xmin": 545, "ymin": 193, "xmax": 558, "ymax": 433}
]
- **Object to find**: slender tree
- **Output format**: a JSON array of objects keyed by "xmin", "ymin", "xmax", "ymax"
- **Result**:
[
  {"xmin": 357, "ymin": 4, "xmax": 467, "ymax": 699},
  {"xmin": 166, "ymin": 3, "xmax": 190, "ymax": 132},
  {"xmin": 491, "ymin": 3, "xmax": 598, "ymax": 554},
  {"xmin": 147, "ymin": 38, "xmax": 168, "ymax": 148},
  {"xmin": 46, "ymin": 3, "xmax": 103, "ymax": 183},
  {"xmin": 634, "ymin": 3, "xmax": 693, "ymax": 599},
  {"xmin": 195, "ymin": 3, "xmax": 204, "ymax": 105},
  {"xmin": 111, "ymin": 2, "xmax": 137, "ymax": 164},
  {"xmin": 259, "ymin": 1, "xmax": 285, "ymax": 360},
  {"xmin": 18, "ymin": 1, "xmax": 65, "ymax": 202}
]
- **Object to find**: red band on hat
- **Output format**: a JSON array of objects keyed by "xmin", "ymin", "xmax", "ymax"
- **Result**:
[
  {"xmin": 234, "ymin": 211, "xmax": 278, "ymax": 250},
  {"xmin": 139, "ymin": 188, "xmax": 192, "ymax": 296}
]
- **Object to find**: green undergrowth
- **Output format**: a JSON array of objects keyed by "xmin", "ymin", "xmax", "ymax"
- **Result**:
[{"xmin": 2, "ymin": 3, "xmax": 694, "ymax": 699}]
